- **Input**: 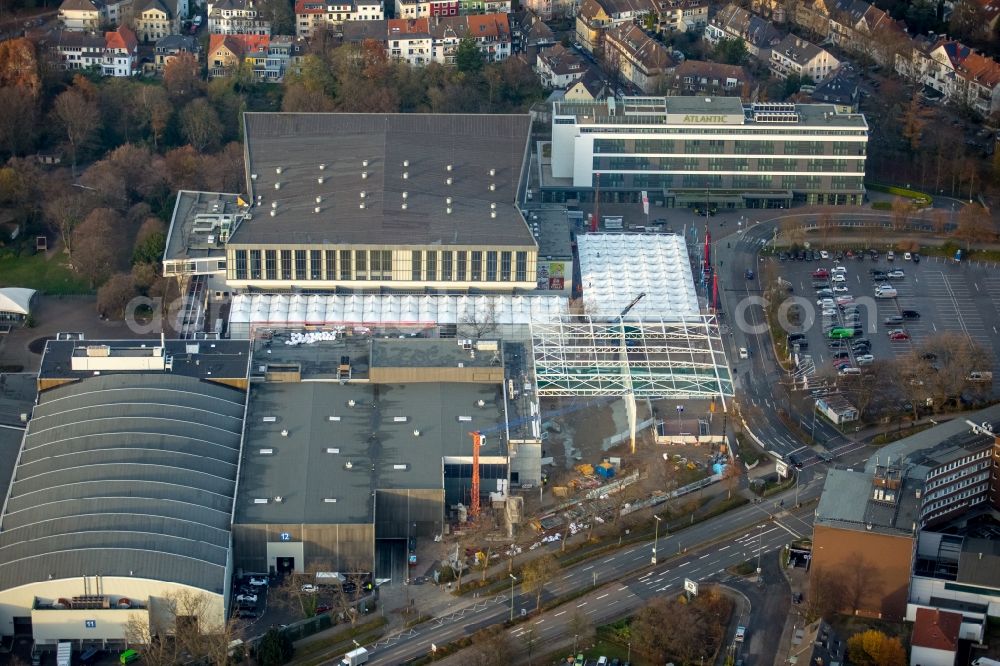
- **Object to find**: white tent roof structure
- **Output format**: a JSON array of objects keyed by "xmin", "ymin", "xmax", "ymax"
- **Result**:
[
  {"xmin": 229, "ymin": 294, "xmax": 569, "ymax": 328},
  {"xmin": 0, "ymin": 288, "xmax": 36, "ymax": 316},
  {"xmin": 578, "ymin": 234, "xmax": 700, "ymax": 317}
]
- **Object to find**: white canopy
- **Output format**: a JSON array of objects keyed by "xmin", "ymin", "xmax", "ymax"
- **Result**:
[
  {"xmin": 577, "ymin": 234, "xmax": 701, "ymax": 317},
  {"xmin": 0, "ymin": 287, "xmax": 36, "ymax": 316},
  {"xmin": 229, "ymin": 293, "xmax": 569, "ymax": 327}
]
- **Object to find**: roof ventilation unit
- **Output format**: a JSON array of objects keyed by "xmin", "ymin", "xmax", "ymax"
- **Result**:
[
  {"xmin": 253, "ymin": 498, "xmax": 268, "ymax": 504},
  {"xmin": 251, "ymin": 173, "xmax": 258, "ymax": 180},
  {"xmin": 323, "ymin": 498, "xmax": 338, "ymax": 503},
  {"xmin": 276, "ymin": 166, "xmax": 283, "ymax": 174},
  {"xmin": 489, "ymin": 168, "xmax": 496, "ymax": 177},
  {"xmin": 317, "ymin": 176, "xmax": 324, "ymax": 184},
  {"xmin": 490, "ymin": 202, "xmax": 496, "ymax": 209},
  {"xmin": 393, "ymin": 416, "xmax": 408, "ymax": 422},
  {"xmin": 314, "ymin": 207, "xmax": 321, "ymax": 214},
  {"xmin": 446, "ymin": 197, "xmax": 452, "ymax": 205},
  {"xmin": 489, "ymin": 183, "xmax": 496, "ymax": 191},
  {"xmin": 446, "ymin": 207, "xmax": 452, "ymax": 215},
  {"xmin": 326, "ymin": 447, "xmax": 340, "ymax": 453},
  {"xmin": 263, "ymin": 416, "xmax": 277, "ymax": 422},
  {"xmin": 447, "ymin": 164, "xmax": 453, "ymax": 172},
  {"xmin": 319, "ymin": 163, "xmax": 326, "ymax": 170},
  {"xmin": 360, "ymin": 191, "xmax": 366, "ymax": 199},
  {"xmin": 403, "ymin": 171, "xmax": 409, "ymax": 180},
  {"xmin": 345, "ymin": 461, "xmax": 354, "ymax": 469},
  {"xmin": 348, "ymin": 399, "xmax": 356, "ymax": 407},
  {"xmin": 280, "ymin": 429, "xmax": 289, "ymax": 437},
  {"xmin": 362, "ymin": 159, "xmax": 369, "ymax": 167},
  {"xmin": 274, "ymin": 182, "xmax": 281, "ymax": 190},
  {"xmin": 403, "ymin": 159, "xmax": 409, "ymax": 167},
  {"xmin": 402, "ymin": 202, "xmax": 408, "ymax": 210},
  {"xmin": 273, "ymin": 496, "xmax": 283, "ymax": 503},
  {"xmin": 491, "ymin": 211, "xmax": 496, "ymax": 218},
  {"xmin": 360, "ymin": 202, "xmax": 366, "ymax": 209},
  {"xmin": 259, "ymin": 448, "xmax": 274, "ymax": 455},
  {"xmin": 477, "ymin": 399, "xmax": 485, "ymax": 407},
  {"xmin": 269, "ymin": 210, "xmax": 276, "ymax": 217},
  {"xmin": 413, "ymin": 429, "xmax": 420, "ymax": 437},
  {"xmin": 446, "ymin": 177, "xmax": 453, "ymax": 185},
  {"xmin": 402, "ymin": 191, "xmax": 408, "ymax": 199},
  {"xmin": 362, "ymin": 171, "xmax": 368, "ymax": 179},
  {"xmin": 315, "ymin": 196, "xmax": 322, "ymax": 204}
]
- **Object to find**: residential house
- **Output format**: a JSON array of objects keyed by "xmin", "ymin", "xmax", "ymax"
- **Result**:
[
  {"xmin": 103, "ymin": 24, "xmax": 138, "ymax": 74},
  {"xmin": 666, "ymin": 59, "xmax": 748, "ymax": 96},
  {"xmin": 133, "ymin": 0, "xmax": 179, "ymax": 42},
  {"xmin": 535, "ymin": 43, "xmax": 587, "ymax": 87},
  {"xmin": 704, "ymin": 3, "xmax": 782, "ymax": 60},
  {"xmin": 897, "ymin": 38, "xmax": 1000, "ymax": 116},
  {"xmin": 208, "ymin": 32, "xmax": 247, "ymax": 75},
  {"xmin": 785, "ymin": 620, "xmax": 844, "ymax": 666},
  {"xmin": 574, "ymin": 0, "xmax": 655, "ymax": 54},
  {"xmin": 293, "ymin": 0, "xmax": 385, "ymax": 39},
  {"xmin": 387, "ymin": 18, "xmax": 432, "ymax": 65},
  {"xmin": 564, "ymin": 69, "xmax": 608, "ymax": 100},
  {"xmin": 910, "ymin": 608, "xmax": 961, "ymax": 666},
  {"xmin": 48, "ymin": 24, "xmax": 138, "ymax": 75},
  {"xmin": 795, "ymin": 0, "xmax": 907, "ymax": 67},
  {"xmin": 208, "ymin": 0, "xmax": 270, "ymax": 35},
  {"xmin": 604, "ymin": 22, "xmax": 674, "ymax": 92},
  {"xmin": 511, "ymin": 10, "xmax": 555, "ymax": 52},
  {"xmin": 770, "ymin": 34, "xmax": 839, "ymax": 81},
  {"xmin": 342, "ymin": 18, "xmax": 388, "ymax": 43},
  {"xmin": 521, "ymin": 0, "xmax": 553, "ymax": 21},
  {"xmin": 154, "ymin": 33, "xmax": 200, "ymax": 71},
  {"xmin": 654, "ymin": 0, "xmax": 707, "ymax": 33},
  {"xmin": 58, "ymin": 0, "xmax": 101, "ymax": 30},
  {"xmin": 458, "ymin": 0, "xmax": 511, "ymax": 15},
  {"xmin": 395, "ymin": 0, "xmax": 459, "ymax": 19},
  {"xmin": 807, "ymin": 65, "xmax": 859, "ymax": 112},
  {"xmin": 101, "ymin": 0, "xmax": 134, "ymax": 26}
]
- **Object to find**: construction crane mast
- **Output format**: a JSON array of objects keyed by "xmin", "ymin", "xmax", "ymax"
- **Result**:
[{"xmin": 469, "ymin": 431, "xmax": 482, "ymax": 519}]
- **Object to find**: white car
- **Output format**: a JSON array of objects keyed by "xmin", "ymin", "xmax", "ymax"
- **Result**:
[
  {"xmin": 236, "ymin": 594, "xmax": 257, "ymax": 604},
  {"xmin": 738, "ymin": 347, "xmax": 749, "ymax": 359},
  {"xmin": 831, "ymin": 274, "xmax": 846, "ymax": 283},
  {"xmin": 903, "ymin": 252, "xmax": 912, "ymax": 260},
  {"xmin": 831, "ymin": 266, "xmax": 847, "ymax": 274},
  {"xmin": 248, "ymin": 577, "xmax": 268, "ymax": 587},
  {"xmin": 820, "ymin": 250, "xmax": 830, "ymax": 259},
  {"xmin": 856, "ymin": 354, "xmax": 875, "ymax": 365},
  {"xmin": 832, "ymin": 285, "xmax": 849, "ymax": 293},
  {"xmin": 835, "ymin": 296, "xmax": 853, "ymax": 304},
  {"xmin": 301, "ymin": 584, "xmax": 319, "ymax": 594},
  {"xmin": 821, "ymin": 308, "xmax": 837, "ymax": 317},
  {"xmin": 817, "ymin": 298, "xmax": 835, "ymax": 307}
]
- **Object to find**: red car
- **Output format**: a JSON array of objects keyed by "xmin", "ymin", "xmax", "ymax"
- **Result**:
[
  {"xmin": 812, "ymin": 269, "xmax": 829, "ymax": 278},
  {"xmin": 889, "ymin": 330, "xmax": 910, "ymax": 341},
  {"xmin": 315, "ymin": 605, "xmax": 332, "ymax": 614}
]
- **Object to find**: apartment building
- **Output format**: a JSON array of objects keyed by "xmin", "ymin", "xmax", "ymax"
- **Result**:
[
  {"xmin": 49, "ymin": 25, "xmax": 139, "ymax": 76},
  {"xmin": 512, "ymin": 9, "xmax": 556, "ymax": 52},
  {"xmin": 387, "ymin": 18, "xmax": 432, "ymax": 65},
  {"xmin": 665, "ymin": 59, "xmax": 749, "ymax": 96},
  {"xmin": 535, "ymin": 43, "xmax": 588, "ymax": 88},
  {"xmin": 243, "ymin": 34, "xmax": 303, "ymax": 80},
  {"xmin": 132, "ymin": 0, "xmax": 179, "ymax": 42},
  {"xmin": 794, "ymin": 0, "xmax": 907, "ymax": 67},
  {"xmin": 548, "ymin": 96, "xmax": 867, "ymax": 208},
  {"xmin": 58, "ymin": 0, "xmax": 101, "ymax": 30},
  {"xmin": 769, "ymin": 34, "xmax": 839, "ymax": 81},
  {"xmin": 208, "ymin": 0, "xmax": 271, "ymax": 35},
  {"xmin": 574, "ymin": 0, "xmax": 655, "ymax": 54},
  {"xmin": 458, "ymin": 0, "xmax": 511, "ymax": 14},
  {"xmin": 807, "ymin": 66, "xmax": 860, "ymax": 113},
  {"xmin": 705, "ymin": 3, "xmax": 782, "ymax": 60},
  {"xmin": 604, "ymin": 23, "xmax": 675, "ymax": 93},
  {"xmin": 395, "ymin": 0, "xmax": 458, "ymax": 19},
  {"xmin": 896, "ymin": 38, "xmax": 1000, "ymax": 117},
  {"xmin": 654, "ymin": 0, "xmax": 707, "ymax": 32},
  {"xmin": 154, "ymin": 33, "xmax": 200, "ymax": 71},
  {"xmin": 293, "ymin": 0, "xmax": 384, "ymax": 39}
]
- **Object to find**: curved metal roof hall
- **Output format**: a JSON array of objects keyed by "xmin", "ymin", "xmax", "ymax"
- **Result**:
[{"xmin": 0, "ymin": 373, "xmax": 245, "ymax": 594}]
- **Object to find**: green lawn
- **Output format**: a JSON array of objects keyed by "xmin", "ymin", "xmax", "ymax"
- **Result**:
[{"xmin": 0, "ymin": 251, "xmax": 91, "ymax": 295}]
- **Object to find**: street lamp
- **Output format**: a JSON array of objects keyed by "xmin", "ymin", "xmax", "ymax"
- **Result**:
[
  {"xmin": 756, "ymin": 523, "xmax": 764, "ymax": 579},
  {"xmin": 509, "ymin": 574, "xmax": 517, "ymax": 622},
  {"xmin": 675, "ymin": 405, "xmax": 684, "ymax": 435},
  {"xmin": 651, "ymin": 515, "xmax": 662, "ymax": 565}
]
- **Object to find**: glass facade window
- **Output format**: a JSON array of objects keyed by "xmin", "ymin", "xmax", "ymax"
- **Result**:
[
  {"xmin": 515, "ymin": 251, "xmax": 527, "ymax": 282},
  {"xmin": 441, "ymin": 251, "xmax": 453, "ymax": 281},
  {"xmin": 457, "ymin": 251, "xmax": 467, "ymax": 281},
  {"xmin": 380, "ymin": 250, "xmax": 392, "ymax": 280},
  {"xmin": 310, "ymin": 250, "xmax": 321, "ymax": 279},
  {"xmin": 265, "ymin": 250, "xmax": 277, "ymax": 280},
  {"xmin": 340, "ymin": 250, "xmax": 351, "ymax": 280},
  {"xmin": 471, "ymin": 251, "xmax": 482, "ymax": 281},
  {"xmin": 426, "ymin": 251, "xmax": 437, "ymax": 281},
  {"xmin": 250, "ymin": 250, "xmax": 261, "ymax": 279},
  {"xmin": 500, "ymin": 251, "xmax": 511, "ymax": 281},
  {"xmin": 486, "ymin": 251, "xmax": 497, "ymax": 281},
  {"xmin": 594, "ymin": 138, "xmax": 626, "ymax": 153},
  {"xmin": 355, "ymin": 249, "xmax": 367, "ymax": 280},
  {"xmin": 234, "ymin": 249, "xmax": 247, "ymax": 279},
  {"xmin": 411, "ymin": 250, "xmax": 422, "ymax": 281},
  {"xmin": 280, "ymin": 250, "xmax": 291, "ymax": 280},
  {"xmin": 295, "ymin": 250, "xmax": 306, "ymax": 280},
  {"xmin": 325, "ymin": 250, "xmax": 336, "ymax": 280}
]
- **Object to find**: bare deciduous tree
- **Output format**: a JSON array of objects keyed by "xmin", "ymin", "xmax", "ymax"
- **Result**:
[{"xmin": 521, "ymin": 553, "xmax": 560, "ymax": 611}]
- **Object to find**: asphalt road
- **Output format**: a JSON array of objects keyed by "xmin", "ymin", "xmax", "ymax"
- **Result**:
[{"xmin": 362, "ymin": 481, "xmax": 823, "ymax": 665}]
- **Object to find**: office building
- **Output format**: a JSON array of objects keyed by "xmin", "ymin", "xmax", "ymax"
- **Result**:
[{"xmin": 547, "ymin": 96, "xmax": 867, "ymax": 208}]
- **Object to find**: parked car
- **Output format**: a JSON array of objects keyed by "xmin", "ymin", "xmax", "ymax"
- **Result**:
[
  {"xmin": 887, "ymin": 269, "xmax": 905, "ymax": 279},
  {"xmin": 833, "ymin": 284, "xmax": 849, "ymax": 292},
  {"xmin": 901, "ymin": 309, "xmax": 920, "ymax": 319},
  {"xmin": 745, "ymin": 269, "xmax": 755, "ymax": 279},
  {"xmin": 887, "ymin": 250, "xmax": 895, "ymax": 261},
  {"xmin": 301, "ymin": 584, "xmax": 319, "ymax": 594},
  {"xmin": 903, "ymin": 252, "xmax": 912, "ymax": 260},
  {"xmin": 829, "ymin": 328, "xmax": 854, "ymax": 339},
  {"xmin": 739, "ymin": 347, "xmax": 749, "ymax": 359},
  {"xmin": 819, "ymin": 250, "xmax": 829, "ymax": 259},
  {"xmin": 913, "ymin": 253, "xmax": 921, "ymax": 263},
  {"xmin": 832, "ymin": 350, "xmax": 851, "ymax": 359},
  {"xmin": 831, "ymin": 274, "xmax": 846, "ymax": 283},
  {"xmin": 839, "ymin": 366, "xmax": 862, "ymax": 376},
  {"xmin": 889, "ymin": 330, "xmax": 910, "ymax": 340},
  {"xmin": 856, "ymin": 354, "xmax": 875, "ymax": 365},
  {"xmin": 811, "ymin": 269, "xmax": 829, "ymax": 278},
  {"xmin": 831, "ymin": 266, "xmax": 847, "ymax": 274},
  {"xmin": 884, "ymin": 315, "xmax": 904, "ymax": 325},
  {"xmin": 236, "ymin": 594, "xmax": 257, "ymax": 604},
  {"xmin": 248, "ymin": 577, "xmax": 268, "ymax": 587}
]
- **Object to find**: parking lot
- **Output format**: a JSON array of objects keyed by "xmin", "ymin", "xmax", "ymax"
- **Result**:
[{"xmin": 773, "ymin": 249, "xmax": 1000, "ymax": 393}]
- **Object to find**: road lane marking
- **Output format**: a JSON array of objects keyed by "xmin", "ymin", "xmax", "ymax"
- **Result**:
[
  {"xmin": 582, "ymin": 565, "xmax": 594, "ymax": 571},
  {"xmin": 554, "ymin": 611, "xmax": 566, "ymax": 617},
  {"xmin": 699, "ymin": 554, "xmax": 710, "ymax": 559},
  {"xmin": 602, "ymin": 557, "xmax": 615, "ymax": 563},
  {"xmin": 677, "ymin": 561, "xmax": 689, "ymax": 568},
  {"xmin": 577, "ymin": 602, "xmax": 588, "ymax": 608},
  {"xmin": 596, "ymin": 593, "xmax": 609, "ymax": 600},
  {"xmin": 562, "ymin": 574, "xmax": 573, "ymax": 580},
  {"xmin": 718, "ymin": 545, "xmax": 730, "ymax": 551}
]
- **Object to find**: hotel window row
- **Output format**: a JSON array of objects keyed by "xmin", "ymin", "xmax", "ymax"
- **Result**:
[
  {"xmin": 594, "ymin": 138, "xmax": 866, "ymax": 157},
  {"xmin": 592, "ymin": 156, "xmax": 865, "ymax": 172},
  {"xmin": 229, "ymin": 247, "xmax": 533, "ymax": 283}
]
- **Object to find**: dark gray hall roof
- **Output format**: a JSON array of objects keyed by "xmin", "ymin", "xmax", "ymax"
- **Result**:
[
  {"xmin": 232, "ymin": 113, "xmax": 537, "ymax": 248},
  {"xmin": 0, "ymin": 373, "xmax": 246, "ymax": 595}
]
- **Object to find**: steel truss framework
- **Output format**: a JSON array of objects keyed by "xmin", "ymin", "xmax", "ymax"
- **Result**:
[{"xmin": 530, "ymin": 315, "xmax": 733, "ymax": 404}]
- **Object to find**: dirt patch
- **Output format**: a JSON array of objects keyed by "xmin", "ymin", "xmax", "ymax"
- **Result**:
[{"xmin": 28, "ymin": 336, "xmax": 54, "ymax": 355}]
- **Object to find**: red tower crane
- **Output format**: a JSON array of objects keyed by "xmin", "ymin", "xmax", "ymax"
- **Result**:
[{"xmin": 469, "ymin": 431, "xmax": 482, "ymax": 519}]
